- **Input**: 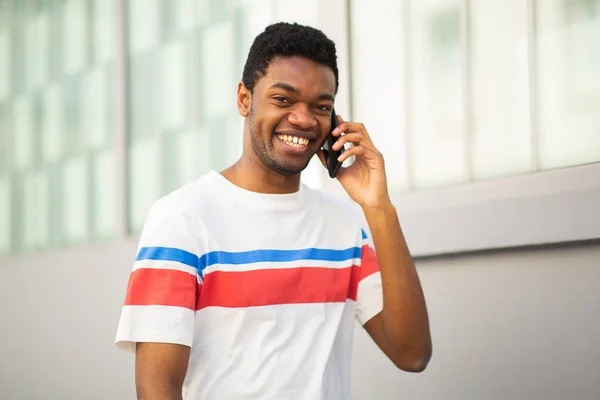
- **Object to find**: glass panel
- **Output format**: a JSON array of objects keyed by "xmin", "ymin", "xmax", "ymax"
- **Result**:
[
  {"xmin": 164, "ymin": 129, "xmax": 211, "ymax": 192},
  {"xmin": 21, "ymin": 172, "xmax": 37, "ymax": 250},
  {"xmin": 12, "ymin": 6, "xmax": 27, "ymax": 95},
  {"xmin": 0, "ymin": 29, "xmax": 10, "ymax": 101},
  {"xmin": 201, "ymin": 20, "xmax": 235, "ymax": 118},
  {"xmin": 47, "ymin": 163, "xmax": 63, "ymax": 247},
  {"xmin": 224, "ymin": 115, "xmax": 244, "ymax": 166},
  {"xmin": 64, "ymin": 74, "xmax": 83, "ymax": 155},
  {"xmin": 63, "ymin": 0, "xmax": 87, "ymax": 75},
  {"xmin": 63, "ymin": 156, "xmax": 89, "ymax": 243},
  {"xmin": 240, "ymin": 0, "xmax": 274, "ymax": 54},
  {"xmin": 194, "ymin": 0, "xmax": 211, "ymax": 27},
  {"xmin": 0, "ymin": 103, "xmax": 10, "ymax": 174},
  {"xmin": 81, "ymin": 67, "xmax": 108, "ymax": 149},
  {"xmin": 409, "ymin": 0, "xmax": 467, "ymax": 189},
  {"xmin": 537, "ymin": 0, "xmax": 600, "ymax": 169},
  {"xmin": 92, "ymin": 149, "xmax": 115, "ymax": 239},
  {"xmin": 129, "ymin": 51, "xmax": 160, "ymax": 140},
  {"xmin": 175, "ymin": 0, "xmax": 203, "ymax": 31},
  {"xmin": 40, "ymin": 83, "xmax": 64, "ymax": 162},
  {"xmin": 92, "ymin": 0, "xmax": 115, "ymax": 63},
  {"xmin": 470, "ymin": 0, "xmax": 532, "ymax": 179},
  {"xmin": 13, "ymin": 95, "xmax": 34, "ymax": 170},
  {"xmin": 0, "ymin": 176, "xmax": 10, "ymax": 253},
  {"xmin": 128, "ymin": 138, "xmax": 160, "ymax": 233},
  {"xmin": 163, "ymin": 0, "xmax": 199, "ymax": 39},
  {"xmin": 128, "ymin": 0, "xmax": 160, "ymax": 54},
  {"xmin": 209, "ymin": 0, "xmax": 228, "ymax": 23},
  {"xmin": 350, "ymin": 0, "xmax": 409, "ymax": 191},
  {"xmin": 25, "ymin": 12, "xmax": 50, "ymax": 89},
  {"xmin": 160, "ymin": 40, "xmax": 187, "ymax": 130},
  {"xmin": 22, "ymin": 170, "xmax": 50, "ymax": 250}
]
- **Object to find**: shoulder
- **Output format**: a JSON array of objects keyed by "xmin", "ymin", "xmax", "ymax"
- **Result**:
[
  {"xmin": 138, "ymin": 175, "xmax": 218, "ymax": 250},
  {"xmin": 149, "ymin": 173, "xmax": 216, "ymax": 217},
  {"xmin": 305, "ymin": 186, "xmax": 365, "ymax": 222},
  {"xmin": 142, "ymin": 174, "xmax": 220, "ymax": 232}
]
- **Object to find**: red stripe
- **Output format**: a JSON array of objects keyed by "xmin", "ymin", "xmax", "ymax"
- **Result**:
[
  {"xmin": 360, "ymin": 245, "xmax": 380, "ymax": 280},
  {"xmin": 124, "ymin": 268, "xmax": 198, "ymax": 310},
  {"xmin": 347, "ymin": 265, "xmax": 361, "ymax": 301},
  {"xmin": 197, "ymin": 266, "xmax": 356, "ymax": 309},
  {"xmin": 347, "ymin": 245, "xmax": 381, "ymax": 301}
]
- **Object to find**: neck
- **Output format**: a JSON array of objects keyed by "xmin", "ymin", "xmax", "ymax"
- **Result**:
[{"xmin": 220, "ymin": 156, "xmax": 302, "ymax": 194}]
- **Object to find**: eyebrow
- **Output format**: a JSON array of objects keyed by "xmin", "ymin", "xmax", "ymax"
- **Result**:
[{"xmin": 269, "ymin": 82, "xmax": 335, "ymax": 102}]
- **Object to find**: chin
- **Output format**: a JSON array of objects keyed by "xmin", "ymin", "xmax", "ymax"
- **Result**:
[{"xmin": 268, "ymin": 160, "xmax": 310, "ymax": 176}]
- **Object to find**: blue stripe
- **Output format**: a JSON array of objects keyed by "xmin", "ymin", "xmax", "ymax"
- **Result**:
[
  {"xmin": 361, "ymin": 229, "xmax": 368, "ymax": 240},
  {"xmin": 198, "ymin": 247, "xmax": 362, "ymax": 277},
  {"xmin": 137, "ymin": 246, "xmax": 362, "ymax": 278},
  {"xmin": 136, "ymin": 247, "xmax": 198, "ymax": 269}
]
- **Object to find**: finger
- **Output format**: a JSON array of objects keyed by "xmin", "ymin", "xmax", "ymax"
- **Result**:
[
  {"xmin": 316, "ymin": 149, "xmax": 327, "ymax": 168},
  {"xmin": 332, "ymin": 122, "xmax": 370, "ymax": 140},
  {"xmin": 337, "ymin": 145, "xmax": 366, "ymax": 163},
  {"xmin": 332, "ymin": 132, "xmax": 365, "ymax": 151}
]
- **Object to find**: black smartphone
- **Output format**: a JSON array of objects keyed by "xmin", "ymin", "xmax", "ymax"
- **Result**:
[{"xmin": 322, "ymin": 108, "xmax": 343, "ymax": 178}]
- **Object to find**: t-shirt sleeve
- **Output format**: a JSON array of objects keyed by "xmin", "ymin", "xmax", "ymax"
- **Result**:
[
  {"xmin": 115, "ymin": 201, "xmax": 202, "ymax": 354},
  {"xmin": 355, "ymin": 222, "xmax": 384, "ymax": 326}
]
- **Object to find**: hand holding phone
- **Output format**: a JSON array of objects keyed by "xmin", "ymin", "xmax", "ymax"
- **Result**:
[{"xmin": 322, "ymin": 109, "xmax": 343, "ymax": 178}]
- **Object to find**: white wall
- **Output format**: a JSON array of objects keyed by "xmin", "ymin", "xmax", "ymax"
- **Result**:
[
  {"xmin": 352, "ymin": 243, "xmax": 600, "ymax": 400},
  {"xmin": 1, "ymin": 241, "xmax": 598, "ymax": 399}
]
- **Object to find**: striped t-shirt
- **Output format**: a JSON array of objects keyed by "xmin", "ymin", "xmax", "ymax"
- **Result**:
[{"xmin": 115, "ymin": 170, "xmax": 383, "ymax": 400}]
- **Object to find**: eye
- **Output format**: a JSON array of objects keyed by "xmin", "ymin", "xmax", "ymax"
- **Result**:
[
  {"xmin": 315, "ymin": 105, "xmax": 332, "ymax": 113},
  {"xmin": 273, "ymin": 96, "xmax": 291, "ymax": 104}
]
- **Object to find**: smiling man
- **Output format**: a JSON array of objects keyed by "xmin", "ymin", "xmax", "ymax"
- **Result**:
[{"xmin": 115, "ymin": 22, "xmax": 432, "ymax": 400}]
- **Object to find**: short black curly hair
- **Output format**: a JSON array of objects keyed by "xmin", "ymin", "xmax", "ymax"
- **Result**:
[{"xmin": 242, "ymin": 22, "xmax": 339, "ymax": 94}]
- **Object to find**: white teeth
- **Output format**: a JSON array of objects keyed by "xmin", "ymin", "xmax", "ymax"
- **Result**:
[{"xmin": 276, "ymin": 134, "xmax": 309, "ymax": 148}]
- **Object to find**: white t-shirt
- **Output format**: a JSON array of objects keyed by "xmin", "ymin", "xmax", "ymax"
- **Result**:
[{"xmin": 115, "ymin": 170, "xmax": 383, "ymax": 400}]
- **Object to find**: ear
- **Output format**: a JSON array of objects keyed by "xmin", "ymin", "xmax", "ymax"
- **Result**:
[{"xmin": 237, "ymin": 82, "xmax": 251, "ymax": 117}]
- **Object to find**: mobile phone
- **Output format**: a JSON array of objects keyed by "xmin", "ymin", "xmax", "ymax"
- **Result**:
[{"xmin": 322, "ymin": 108, "xmax": 343, "ymax": 178}]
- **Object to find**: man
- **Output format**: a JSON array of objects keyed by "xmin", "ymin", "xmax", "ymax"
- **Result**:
[{"xmin": 115, "ymin": 22, "xmax": 432, "ymax": 400}]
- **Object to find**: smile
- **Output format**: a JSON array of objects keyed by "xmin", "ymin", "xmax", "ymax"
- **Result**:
[{"xmin": 276, "ymin": 134, "xmax": 310, "ymax": 148}]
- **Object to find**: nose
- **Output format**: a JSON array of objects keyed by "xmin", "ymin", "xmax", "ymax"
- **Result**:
[{"xmin": 287, "ymin": 104, "xmax": 317, "ymax": 129}]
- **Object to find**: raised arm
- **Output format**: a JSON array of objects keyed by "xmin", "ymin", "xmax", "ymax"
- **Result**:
[{"xmin": 319, "ymin": 114, "xmax": 432, "ymax": 371}]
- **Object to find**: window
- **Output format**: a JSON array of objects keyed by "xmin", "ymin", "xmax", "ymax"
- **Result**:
[
  {"xmin": 409, "ymin": 0, "xmax": 468, "ymax": 189},
  {"xmin": 3, "ymin": 0, "xmax": 597, "ymax": 256},
  {"xmin": 126, "ymin": 0, "xmax": 249, "ymax": 233},
  {"xmin": 350, "ymin": 0, "xmax": 410, "ymax": 191},
  {"xmin": 0, "ymin": 0, "xmax": 117, "ymax": 253},
  {"xmin": 470, "ymin": 0, "xmax": 532, "ymax": 179},
  {"xmin": 536, "ymin": 0, "xmax": 600, "ymax": 169},
  {"xmin": 350, "ymin": 0, "xmax": 600, "ymax": 256},
  {"xmin": 1, "ymin": 0, "xmax": 274, "ymax": 254}
]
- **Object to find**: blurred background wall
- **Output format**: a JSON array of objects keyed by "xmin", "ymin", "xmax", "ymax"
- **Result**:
[{"xmin": 0, "ymin": 0, "xmax": 599, "ymax": 399}]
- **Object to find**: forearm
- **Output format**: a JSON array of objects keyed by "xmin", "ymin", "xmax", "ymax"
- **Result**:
[
  {"xmin": 135, "ymin": 343, "xmax": 189, "ymax": 400},
  {"xmin": 137, "ymin": 382, "xmax": 183, "ymax": 400},
  {"xmin": 363, "ymin": 202, "xmax": 432, "ymax": 361}
]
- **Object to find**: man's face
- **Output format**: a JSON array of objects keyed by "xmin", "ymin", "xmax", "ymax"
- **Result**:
[{"xmin": 244, "ymin": 56, "xmax": 336, "ymax": 176}]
